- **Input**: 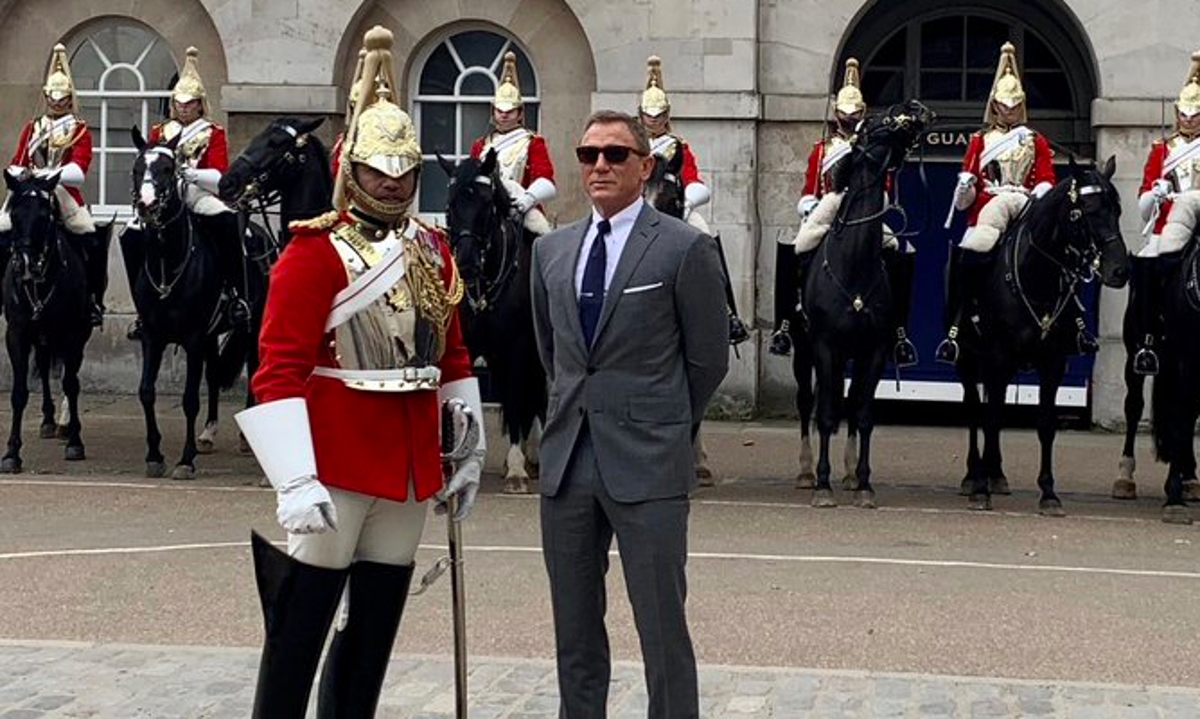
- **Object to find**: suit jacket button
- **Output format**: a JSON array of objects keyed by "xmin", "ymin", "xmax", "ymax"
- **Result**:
[{"xmin": 586, "ymin": 366, "xmax": 596, "ymax": 375}]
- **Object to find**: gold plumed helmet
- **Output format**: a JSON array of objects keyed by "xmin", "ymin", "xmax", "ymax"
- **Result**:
[
  {"xmin": 345, "ymin": 47, "xmax": 368, "ymax": 124},
  {"xmin": 172, "ymin": 47, "xmax": 208, "ymax": 113},
  {"xmin": 334, "ymin": 26, "xmax": 423, "ymax": 212},
  {"xmin": 640, "ymin": 56, "xmax": 669, "ymax": 117},
  {"xmin": 493, "ymin": 51, "xmax": 523, "ymax": 112},
  {"xmin": 1176, "ymin": 51, "xmax": 1200, "ymax": 118},
  {"xmin": 43, "ymin": 43, "xmax": 76, "ymax": 108},
  {"xmin": 834, "ymin": 58, "xmax": 866, "ymax": 115},
  {"xmin": 984, "ymin": 42, "xmax": 1027, "ymax": 126}
]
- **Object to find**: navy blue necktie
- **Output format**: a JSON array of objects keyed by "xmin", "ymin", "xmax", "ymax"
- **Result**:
[{"xmin": 579, "ymin": 219, "xmax": 611, "ymax": 346}]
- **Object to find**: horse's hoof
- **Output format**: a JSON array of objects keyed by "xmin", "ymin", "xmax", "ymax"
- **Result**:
[
  {"xmin": 171, "ymin": 464, "xmax": 197, "ymax": 481},
  {"xmin": 841, "ymin": 475, "xmax": 859, "ymax": 491},
  {"xmin": 64, "ymin": 445, "xmax": 85, "ymax": 461},
  {"xmin": 55, "ymin": 424, "xmax": 69, "ymax": 440},
  {"xmin": 1111, "ymin": 479, "xmax": 1138, "ymax": 500},
  {"xmin": 989, "ymin": 476, "xmax": 1011, "ymax": 495},
  {"xmin": 146, "ymin": 461, "xmax": 167, "ymax": 479},
  {"xmin": 238, "ymin": 434, "xmax": 253, "ymax": 455},
  {"xmin": 0, "ymin": 457, "xmax": 22, "ymax": 474},
  {"xmin": 1183, "ymin": 480, "xmax": 1200, "ymax": 502},
  {"xmin": 1039, "ymin": 499, "xmax": 1066, "ymax": 518},
  {"xmin": 967, "ymin": 494, "xmax": 992, "ymax": 511},
  {"xmin": 39, "ymin": 423, "xmax": 56, "ymax": 439},
  {"xmin": 1162, "ymin": 505, "xmax": 1193, "ymax": 525},
  {"xmin": 812, "ymin": 488, "xmax": 837, "ymax": 508},
  {"xmin": 502, "ymin": 476, "xmax": 531, "ymax": 494},
  {"xmin": 196, "ymin": 438, "xmax": 215, "ymax": 455},
  {"xmin": 854, "ymin": 489, "xmax": 877, "ymax": 509},
  {"xmin": 795, "ymin": 471, "xmax": 816, "ymax": 490},
  {"xmin": 959, "ymin": 478, "xmax": 973, "ymax": 496},
  {"xmin": 524, "ymin": 460, "xmax": 540, "ymax": 480}
]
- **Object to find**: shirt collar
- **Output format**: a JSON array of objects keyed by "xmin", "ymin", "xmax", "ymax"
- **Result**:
[{"xmin": 590, "ymin": 197, "xmax": 644, "ymax": 234}]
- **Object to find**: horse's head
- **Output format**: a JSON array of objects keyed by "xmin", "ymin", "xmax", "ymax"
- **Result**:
[
  {"xmin": 441, "ymin": 148, "xmax": 511, "ymax": 282},
  {"xmin": 644, "ymin": 149, "xmax": 685, "ymax": 219},
  {"xmin": 220, "ymin": 116, "xmax": 326, "ymax": 208},
  {"xmin": 131, "ymin": 126, "xmax": 184, "ymax": 230},
  {"xmin": 1059, "ymin": 155, "xmax": 1130, "ymax": 288},
  {"xmin": 3, "ymin": 168, "xmax": 59, "ymax": 279},
  {"xmin": 857, "ymin": 99, "xmax": 933, "ymax": 176}
]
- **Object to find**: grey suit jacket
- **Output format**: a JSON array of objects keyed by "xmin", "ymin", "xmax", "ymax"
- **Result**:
[{"xmin": 531, "ymin": 202, "xmax": 729, "ymax": 502}]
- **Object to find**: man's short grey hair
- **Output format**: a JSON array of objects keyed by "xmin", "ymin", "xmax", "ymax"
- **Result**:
[{"xmin": 583, "ymin": 110, "xmax": 651, "ymax": 156}]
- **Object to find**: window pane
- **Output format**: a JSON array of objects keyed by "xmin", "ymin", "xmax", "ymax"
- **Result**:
[
  {"xmin": 460, "ymin": 72, "xmax": 494, "ymax": 96},
  {"xmin": 419, "ymin": 158, "xmax": 449, "ymax": 214},
  {"xmin": 524, "ymin": 103, "xmax": 540, "ymax": 132},
  {"xmin": 1025, "ymin": 72, "xmax": 1073, "ymax": 111},
  {"xmin": 966, "ymin": 71, "xmax": 993, "ymax": 102},
  {"xmin": 104, "ymin": 66, "xmax": 142, "ymax": 92},
  {"xmin": 419, "ymin": 44, "xmax": 457, "ymax": 96},
  {"xmin": 863, "ymin": 70, "xmax": 904, "ymax": 106},
  {"xmin": 103, "ymin": 151, "xmax": 135, "ymax": 207},
  {"xmin": 920, "ymin": 71, "xmax": 961, "ymax": 101},
  {"xmin": 870, "ymin": 29, "xmax": 906, "ymax": 68},
  {"xmin": 920, "ymin": 16, "xmax": 963, "ymax": 69},
  {"xmin": 461, "ymin": 103, "xmax": 491, "ymax": 151},
  {"xmin": 419, "ymin": 102, "xmax": 455, "ymax": 156},
  {"xmin": 966, "ymin": 17, "xmax": 1008, "ymax": 68},
  {"xmin": 514, "ymin": 50, "xmax": 538, "ymax": 96},
  {"xmin": 105, "ymin": 98, "xmax": 143, "ymax": 148},
  {"xmin": 1023, "ymin": 32, "xmax": 1058, "ymax": 70},
  {"xmin": 448, "ymin": 31, "xmax": 506, "ymax": 71}
]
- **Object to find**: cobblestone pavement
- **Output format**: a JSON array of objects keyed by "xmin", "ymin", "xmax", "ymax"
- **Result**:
[{"xmin": 2, "ymin": 640, "xmax": 1199, "ymax": 718}]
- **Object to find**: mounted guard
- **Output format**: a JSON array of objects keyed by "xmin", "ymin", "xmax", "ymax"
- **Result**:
[{"xmin": 469, "ymin": 51, "xmax": 556, "ymax": 234}]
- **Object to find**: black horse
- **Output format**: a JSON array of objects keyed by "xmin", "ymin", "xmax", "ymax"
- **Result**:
[
  {"xmin": 218, "ymin": 116, "xmax": 333, "ymax": 445},
  {"xmin": 441, "ymin": 149, "xmax": 546, "ymax": 493},
  {"xmin": 1150, "ymin": 238, "xmax": 1200, "ymax": 524},
  {"xmin": 0, "ymin": 171, "xmax": 94, "ymax": 472},
  {"xmin": 952, "ymin": 157, "xmax": 1129, "ymax": 514},
  {"xmin": 125, "ymin": 128, "xmax": 244, "ymax": 479},
  {"xmin": 804, "ymin": 100, "xmax": 931, "ymax": 508}
]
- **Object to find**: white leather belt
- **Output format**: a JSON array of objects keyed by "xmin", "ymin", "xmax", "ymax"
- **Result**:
[{"xmin": 312, "ymin": 366, "xmax": 441, "ymax": 393}]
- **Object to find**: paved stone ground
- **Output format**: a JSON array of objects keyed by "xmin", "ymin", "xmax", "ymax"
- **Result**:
[{"xmin": 2, "ymin": 640, "xmax": 1199, "ymax": 718}]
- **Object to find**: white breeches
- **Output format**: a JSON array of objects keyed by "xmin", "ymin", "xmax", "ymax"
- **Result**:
[
  {"xmin": 0, "ymin": 187, "xmax": 94, "ymax": 234},
  {"xmin": 793, "ymin": 191, "xmax": 842, "ymax": 253},
  {"xmin": 288, "ymin": 486, "xmax": 428, "ymax": 569},
  {"xmin": 185, "ymin": 185, "xmax": 233, "ymax": 216},
  {"xmin": 960, "ymin": 192, "xmax": 1028, "ymax": 253},
  {"xmin": 1159, "ymin": 191, "xmax": 1200, "ymax": 255}
]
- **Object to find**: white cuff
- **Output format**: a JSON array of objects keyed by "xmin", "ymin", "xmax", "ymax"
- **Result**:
[
  {"xmin": 796, "ymin": 194, "xmax": 818, "ymax": 218},
  {"xmin": 525, "ymin": 176, "xmax": 557, "ymax": 205},
  {"xmin": 234, "ymin": 398, "xmax": 317, "ymax": 489},
  {"xmin": 953, "ymin": 184, "xmax": 977, "ymax": 211},
  {"xmin": 684, "ymin": 182, "xmax": 711, "ymax": 210},
  {"xmin": 59, "ymin": 163, "xmax": 85, "ymax": 188},
  {"xmin": 438, "ymin": 377, "xmax": 486, "ymax": 455},
  {"xmin": 1138, "ymin": 190, "xmax": 1158, "ymax": 222},
  {"xmin": 191, "ymin": 168, "xmax": 222, "ymax": 194}
]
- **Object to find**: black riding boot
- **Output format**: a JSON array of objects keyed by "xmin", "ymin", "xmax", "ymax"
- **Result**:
[
  {"xmin": 316, "ymin": 560, "xmax": 415, "ymax": 718},
  {"xmin": 197, "ymin": 212, "xmax": 251, "ymax": 332},
  {"xmin": 1131, "ymin": 256, "xmax": 1161, "ymax": 375},
  {"xmin": 936, "ymin": 248, "xmax": 985, "ymax": 365},
  {"xmin": 119, "ymin": 224, "xmax": 146, "ymax": 341},
  {"xmin": 769, "ymin": 242, "xmax": 802, "ymax": 356},
  {"xmin": 78, "ymin": 224, "xmax": 112, "ymax": 329},
  {"xmin": 886, "ymin": 250, "xmax": 919, "ymax": 367},
  {"xmin": 249, "ymin": 532, "xmax": 349, "ymax": 719}
]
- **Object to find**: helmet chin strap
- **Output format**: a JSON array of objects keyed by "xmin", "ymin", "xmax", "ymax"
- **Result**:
[{"xmin": 343, "ymin": 166, "xmax": 416, "ymax": 224}]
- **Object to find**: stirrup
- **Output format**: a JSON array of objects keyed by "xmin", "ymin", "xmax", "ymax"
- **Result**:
[
  {"xmin": 1075, "ymin": 317, "xmax": 1098, "ymax": 355},
  {"xmin": 893, "ymin": 330, "xmax": 919, "ymax": 368},
  {"xmin": 768, "ymin": 321, "xmax": 793, "ymax": 356},
  {"xmin": 935, "ymin": 327, "xmax": 960, "ymax": 365},
  {"xmin": 1133, "ymin": 346, "xmax": 1159, "ymax": 376},
  {"xmin": 228, "ymin": 295, "xmax": 252, "ymax": 329},
  {"xmin": 90, "ymin": 302, "xmax": 105, "ymax": 329},
  {"xmin": 728, "ymin": 313, "xmax": 750, "ymax": 346},
  {"xmin": 126, "ymin": 318, "xmax": 143, "ymax": 342}
]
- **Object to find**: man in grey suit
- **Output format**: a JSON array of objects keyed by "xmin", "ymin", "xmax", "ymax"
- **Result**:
[{"xmin": 531, "ymin": 109, "xmax": 729, "ymax": 719}]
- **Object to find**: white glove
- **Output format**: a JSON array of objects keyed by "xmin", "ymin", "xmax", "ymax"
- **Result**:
[
  {"xmin": 435, "ymin": 452, "xmax": 482, "ymax": 522},
  {"xmin": 180, "ymin": 167, "xmax": 199, "ymax": 183},
  {"xmin": 957, "ymin": 172, "xmax": 977, "ymax": 189},
  {"xmin": 1151, "ymin": 178, "xmax": 1172, "ymax": 199},
  {"xmin": 1031, "ymin": 181, "xmax": 1053, "ymax": 200},
  {"xmin": 275, "ymin": 474, "xmax": 338, "ymax": 534},
  {"xmin": 796, "ymin": 195, "xmax": 818, "ymax": 219},
  {"xmin": 6, "ymin": 165, "xmax": 24, "ymax": 179},
  {"xmin": 32, "ymin": 167, "xmax": 55, "ymax": 180},
  {"xmin": 953, "ymin": 173, "xmax": 977, "ymax": 211},
  {"xmin": 513, "ymin": 191, "xmax": 537, "ymax": 215}
]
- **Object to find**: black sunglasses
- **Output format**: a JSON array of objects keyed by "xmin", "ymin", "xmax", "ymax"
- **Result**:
[{"xmin": 575, "ymin": 145, "xmax": 646, "ymax": 165}]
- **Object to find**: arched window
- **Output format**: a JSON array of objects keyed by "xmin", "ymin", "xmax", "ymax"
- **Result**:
[
  {"xmin": 66, "ymin": 20, "xmax": 177, "ymax": 215},
  {"xmin": 412, "ymin": 29, "xmax": 541, "ymax": 215},
  {"xmin": 840, "ymin": 1, "xmax": 1096, "ymax": 156}
]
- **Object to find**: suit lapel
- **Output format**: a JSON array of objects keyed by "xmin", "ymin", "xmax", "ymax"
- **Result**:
[
  {"xmin": 561, "ymin": 218, "xmax": 589, "ymax": 351},
  {"xmin": 593, "ymin": 204, "xmax": 660, "ymax": 347}
]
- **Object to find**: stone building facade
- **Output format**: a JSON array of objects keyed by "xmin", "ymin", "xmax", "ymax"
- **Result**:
[{"xmin": 0, "ymin": 0, "xmax": 1194, "ymax": 427}]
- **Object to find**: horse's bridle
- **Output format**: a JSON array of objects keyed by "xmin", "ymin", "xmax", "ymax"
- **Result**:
[
  {"xmin": 226, "ymin": 125, "xmax": 317, "ymax": 267},
  {"xmin": 133, "ymin": 149, "xmax": 196, "ymax": 300},
  {"xmin": 451, "ymin": 172, "xmax": 521, "ymax": 313},
  {"xmin": 9, "ymin": 188, "xmax": 64, "ymax": 320}
]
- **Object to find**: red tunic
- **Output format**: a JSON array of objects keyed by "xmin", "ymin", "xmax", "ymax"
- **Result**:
[
  {"xmin": 676, "ymin": 141, "xmax": 702, "ymax": 187},
  {"xmin": 252, "ymin": 216, "xmax": 473, "ymax": 503},
  {"xmin": 11, "ymin": 118, "xmax": 92, "ymax": 206},
  {"xmin": 149, "ymin": 121, "xmax": 229, "ymax": 172},
  {"xmin": 960, "ymin": 129, "xmax": 1055, "ymax": 227},
  {"xmin": 1140, "ymin": 140, "xmax": 1171, "ymax": 235},
  {"xmin": 801, "ymin": 137, "xmax": 892, "ymax": 198},
  {"xmin": 470, "ymin": 132, "xmax": 555, "ymax": 188}
]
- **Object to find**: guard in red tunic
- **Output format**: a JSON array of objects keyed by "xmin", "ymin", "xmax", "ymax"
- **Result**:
[
  {"xmin": 469, "ymin": 51, "xmax": 556, "ymax": 234},
  {"xmin": 235, "ymin": 26, "xmax": 485, "ymax": 718},
  {"xmin": 937, "ymin": 42, "xmax": 1068, "ymax": 364},
  {"xmin": 2, "ymin": 44, "xmax": 107, "ymax": 326},
  {"xmin": 1129, "ymin": 51, "xmax": 1200, "ymax": 375}
]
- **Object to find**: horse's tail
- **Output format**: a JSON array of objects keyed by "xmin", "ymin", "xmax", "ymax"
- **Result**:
[
  {"xmin": 214, "ymin": 327, "xmax": 250, "ymax": 390},
  {"xmin": 1152, "ymin": 356, "xmax": 1177, "ymax": 463}
]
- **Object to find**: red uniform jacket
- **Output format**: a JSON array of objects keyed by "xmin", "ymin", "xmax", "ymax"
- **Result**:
[
  {"xmin": 252, "ymin": 216, "xmax": 473, "ymax": 502},
  {"xmin": 1140, "ymin": 140, "xmax": 1171, "ymax": 235},
  {"xmin": 470, "ymin": 132, "xmax": 555, "ymax": 188},
  {"xmin": 149, "ymin": 121, "xmax": 229, "ymax": 172},
  {"xmin": 801, "ymin": 137, "xmax": 892, "ymax": 198},
  {"xmin": 960, "ymin": 129, "xmax": 1055, "ymax": 227},
  {"xmin": 676, "ymin": 141, "xmax": 702, "ymax": 187},
  {"xmin": 11, "ymin": 117, "xmax": 92, "ymax": 206}
]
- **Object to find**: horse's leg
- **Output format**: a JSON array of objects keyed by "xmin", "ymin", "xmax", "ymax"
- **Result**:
[
  {"xmin": 793, "ymin": 332, "xmax": 816, "ymax": 489},
  {"xmin": 61, "ymin": 345, "xmax": 85, "ymax": 461},
  {"xmin": 1114, "ymin": 354, "xmax": 1144, "ymax": 499},
  {"xmin": 1162, "ymin": 364, "xmax": 1198, "ymax": 524},
  {"xmin": 842, "ymin": 382, "xmax": 860, "ymax": 492},
  {"xmin": 1035, "ymin": 359, "xmax": 1067, "ymax": 516},
  {"xmin": 240, "ymin": 337, "xmax": 259, "ymax": 456},
  {"xmin": 197, "ymin": 342, "xmax": 221, "ymax": 455},
  {"xmin": 34, "ymin": 345, "xmax": 56, "ymax": 439},
  {"xmin": 851, "ymin": 349, "xmax": 887, "ymax": 509},
  {"xmin": 2, "ymin": 334, "xmax": 31, "ymax": 473},
  {"xmin": 959, "ymin": 377, "xmax": 984, "ymax": 496},
  {"xmin": 969, "ymin": 373, "xmax": 1005, "ymax": 511},
  {"xmin": 139, "ymin": 339, "xmax": 167, "ymax": 478},
  {"xmin": 172, "ymin": 342, "xmax": 206, "ymax": 480},
  {"xmin": 693, "ymin": 425, "xmax": 715, "ymax": 486},
  {"xmin": 811, "ymin": 341, "xmax": 840, "ymax": 508}
]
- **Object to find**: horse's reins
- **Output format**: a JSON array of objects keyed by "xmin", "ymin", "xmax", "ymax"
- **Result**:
[
  {"xmin": 456, "ymin": 173, "xmax": 520, "ymax": 313},
  {"xmin": 11, "ymin": 191, "xmax": 65, "ymax": 320},
  {"xmin": 136, "ymin": 154, "xmax": 196, "ymax": 301}
]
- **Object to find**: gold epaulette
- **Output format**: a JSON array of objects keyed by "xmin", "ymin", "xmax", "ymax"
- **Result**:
[{"xmin": 288, "ymin": 211, "xmax": 341, "ymax": 233}]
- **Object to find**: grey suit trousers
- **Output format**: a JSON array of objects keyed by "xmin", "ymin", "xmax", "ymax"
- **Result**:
[{"xmin": 541, "ymin": 425, "xmax": 698, "ymax": 719}]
